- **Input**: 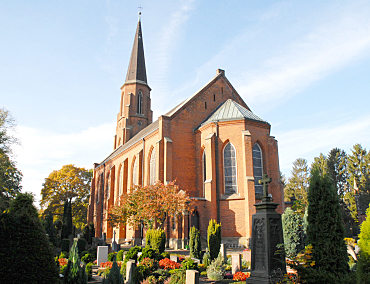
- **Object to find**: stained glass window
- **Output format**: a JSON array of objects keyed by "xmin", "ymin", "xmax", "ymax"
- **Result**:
[
  {"xmin": 223, "ymin": 143, "xmax": 237, "ymax": 194},
  {"xmin": 253, "ymin": 143, "xmax": 263, "ymax": 197}
]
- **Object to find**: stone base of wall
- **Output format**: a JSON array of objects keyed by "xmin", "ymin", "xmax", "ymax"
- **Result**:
[
  {"xmin": 221, "ymin": 237, "xmax": 250, "ymax": 248},
  {"xmin": 168, "ymin": 238, "xmax": 189, "ymax": 250}
]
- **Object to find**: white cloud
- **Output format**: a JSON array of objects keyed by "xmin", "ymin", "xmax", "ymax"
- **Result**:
[
  {"xmin": 12, "ymin": 122, "xmax": 115, "ymax": 205},
  {"xmin": 278, "ymin": 114, "xmax": 370, "ymax": 176}
]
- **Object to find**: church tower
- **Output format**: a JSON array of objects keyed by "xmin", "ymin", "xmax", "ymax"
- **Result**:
[{"xmin": 114, "ymin": 13, "xmax": 152, "ymax": 149}]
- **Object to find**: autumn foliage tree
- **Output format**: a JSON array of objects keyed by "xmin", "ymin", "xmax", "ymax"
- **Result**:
[
  {"xmin": 40, "ymin": 164, "xmax": 92, "ymax": 228},
  {"xmin": 107, "ymin": 181, "xmax": 193, "ymax": 230}
]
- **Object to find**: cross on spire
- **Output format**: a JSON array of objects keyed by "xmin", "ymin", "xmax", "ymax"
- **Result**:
[
  {"xmin": 138, "ymin": 5, "xmax": 143, "ymax": 14},
  {"xmin": 259, "ymin": 173, "xmax": 272, "ymax": 200}
]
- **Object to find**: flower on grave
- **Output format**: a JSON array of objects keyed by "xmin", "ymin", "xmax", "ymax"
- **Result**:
[
  {"xmin": 58, "ymin": 258, "xmax": 68, "ymax": 267},
  {"xmin": 233, "ymin": 271, "xmax": 250, "ymax": 281},
  {"xmin": 158, "ymin": 258, "xmax": 181, "ymax": 270}
]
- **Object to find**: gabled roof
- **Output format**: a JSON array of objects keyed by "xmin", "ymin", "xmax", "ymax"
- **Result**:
[
  {"xmin": 165, "ymin": 70, "xmax": 250, "ymax": 118},
  {"xmin": 195, "ymin": 99, "xmax": 269, "ymax": 130},
  {"xmin": 97, "ymin": 120, "xmax": 159, "ymax": 168},
  {"xmin": 125, "ymin": 15, "xmax": 147, "ymax": 85}
]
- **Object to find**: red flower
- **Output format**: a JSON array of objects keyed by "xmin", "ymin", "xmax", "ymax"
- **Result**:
[
  {"xmin": 233, "ymin": 271, "xmax": 249, "ymax": 281},
  {"xmin": 58, "ymin": 258, "xmax": 68, "ymax": 266},
  {"xmin": 158, "ymin": 258, "xmax": 181, "ymax": 270}
]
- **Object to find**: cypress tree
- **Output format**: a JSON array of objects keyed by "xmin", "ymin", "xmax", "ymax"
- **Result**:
[
  {"xmin": 307, "ymin": 167, "xmax": 349, "ymax": 274},
  {"xmin": 189, "ymin": 226, "xmax": 202, "ymax": 259},
  {"xmin": 207, "ymin": 219, "xmax": 221, "ymax": 260},
  {"xmin": 45, "ymin": 211, "xmax": 57, "ymax": 246},
  {"xmin": 63, "ymin": 240, "xmax": 87, "ymax": 284}
]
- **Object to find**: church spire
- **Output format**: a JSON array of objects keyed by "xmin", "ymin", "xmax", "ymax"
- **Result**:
[{"xmin": 125, "ymin": 12, "xmax": 147, "ymax": 85}]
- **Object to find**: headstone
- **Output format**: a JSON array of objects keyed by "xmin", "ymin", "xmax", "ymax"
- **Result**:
[
  {"xmin": 220, "ymin": 243, "xmax": 227, "ymax": 263},
  {"xmin": 191, "ymin": 258, "xmax": 201, "ymax": 264},
  {"xmin": 97, "ymin": 246, "xmax": 108, "ymax": 266},
  {"xmin": 126, "ymin": 260, "xmax": 136, "ymax": 284},
  {"xmin": 170, "ymin": 255, "xmax": 179, "ymax": 263},
  {"xmin": 231, "ymin": 254, "xmax": 242, "ymax": 275},
  {"xmin": 248, "ymin": 173, "xmax": 286, "ymax": 284},
  {"xmin": 186, "ymin": 269, "xmax": 199, "ymax": 284},
  {"xmin": 112, "ymin": 231, "xmax": 120, "ymax": 252},
  {"xmin": 243, "ymin": 249, "xmax": 251, "ymax": 263}
]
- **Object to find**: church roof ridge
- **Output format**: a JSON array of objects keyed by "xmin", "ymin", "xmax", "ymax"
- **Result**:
[
  {"xmin": 195, "ymin": 99, "xmax": 269, "ymax": 130},
  {"xmin": 125, "ymin": 14, "xmax": 148, "ymax": 85}
]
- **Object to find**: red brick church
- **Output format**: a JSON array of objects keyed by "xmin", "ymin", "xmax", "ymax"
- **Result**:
[{"xmin": 87, "ymin": 15, "xmax": 284, "ymax": 249}]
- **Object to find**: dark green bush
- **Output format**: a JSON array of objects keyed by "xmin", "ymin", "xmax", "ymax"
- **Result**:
[
  {"xmin": 146, "ymin": 228, "xmax": 166, "ymax": 253},
  {"xmin": 138, "ymin": 247, "xmax": 161, "ymax": 262},
  {"xmin": 0, "ymin": 193, "xmax": 61, "ymax": 284},
  {"xmin": 116, "ymin": 249, "xmax": 124, "ymax": 261},
  {"xmin": 108, "ymin": 252, "xmax": 117, "ymax": 262},
  {"xmin": 77, "ymin": 238, "xmax": 87, "ymax": 256},
  {"xmin": 81, "ymin": 253, "xmax": 93, "ymax": 264},
  {"xmin": 132, "ymin": 265, "xmax": 150, "ymax": 284},
  {"xmin": 295, "ymin": 265, "xmax": 356, "ymax": 284},
  {"xmin": 88, "ymin": 245, "xmax": 97, "ymax": 260},
  {"xmin": 189, "ymin": 226, "xmax": 202, "ymax": 259},
  {"xmin": 207, "ymin": 219, "xmax": 221, "ymax": 260},
  {"xmin": 63, "ymin": 240, "xmax": 87, "ymax": 284},
  {"xmin": 161, "ymin": 252, "xmax": 170, "ymax": 259},
  {"xmin": 61, "ymin": 238, "xmax": 70, "ymax": 252},
  {"xmin": 102, "ymin": 261, "xmax": 124, "ymax": 284},
  {"xmin": 357, "ymin": 252, "xmax": 370, "ymax": 284},
  {"xmin": 124, "ymin": 246, "xmax": 142, "ymax": 262},
  {"xmin": 86, "ymin": 262, "xmax": 93, "ymax": 281}
]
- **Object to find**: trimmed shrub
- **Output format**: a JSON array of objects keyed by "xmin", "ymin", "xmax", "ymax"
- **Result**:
[
  {"xmin": 207, "ymin": 219, "xmax": 221, "ymax": 260},
  {"xmin": 102, "ymin": 261, "xmax": 124, "ymax": 284},
  {"xmin": 116, "ymin": 249, "xmax": 124, "ymax": 261},
  {"xmin": 132, "ymin": 265, "xmax": 150, "ymax": 284},
  {"xmin": 77, "ymin": 238, "xmax": 87, "ymax": 256},
  {"xmin": 108, "ymin": 252, "xmax": 117, "ymax": 262},
  {"xmin": 181, "ymin": 258, "xmax": 197, "ymax": 270},
  {"xmin": 189, "ymin": 226, "xmax": 202, "ymax": 259},
  {"xmin": 138, "ymin": 247, "xmax": 161, "ymax": 262},
  {"xmin": 61, "ymin": 238, "xmax": 70, "ymax": 252},
  {"xmin": 146, "ymin": 228, "xmax": 166, "ymax": 253},
  {"xmin": 0, "ymin": 193, "xmax": 61, "ymax": 284},
  {"xmin": 124, "ymin": 246, "xmax": 142, "ymax": 262}
]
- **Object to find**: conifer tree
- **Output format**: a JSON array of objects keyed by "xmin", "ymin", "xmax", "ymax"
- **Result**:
[
  {"xmin": 282, "ymin": 207, "xmax": 306, "ymax": 256},
  {"xmin": 189, "ymin": 226, "xmax": 202, "ymax": 259},
  {"xmin": 357, "ymin": 206, "xmax": 370, "ymax": 284},
  {"xmin": 63, "ymin": 240, "xmax": 87, "ymax": 284},
  {"xmin": 45, "ymin": 211, "xmax": 57, "ymax": 246},
  {"xmin": 307, "ymin": 167, "xmax": 349, "ymax": 274},
  {"xmin": 207, "ymin": 219, "xmax": 221, "ymax": 260}
]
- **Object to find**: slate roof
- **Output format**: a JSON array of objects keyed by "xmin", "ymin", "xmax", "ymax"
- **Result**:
[
  {"xmin": 97, "ymin": 120, "xmax": 159, "ymax": 167},
  {"xmin": 196, "ymin": 99, "xmax": 269, "ymax": 130},
  {"xmin": 125, "ymin": 16, "xmax": 147, "ymax": 85}
]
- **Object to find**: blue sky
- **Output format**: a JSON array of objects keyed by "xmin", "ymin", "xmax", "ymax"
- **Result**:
[{"xmin": 1, "ymin": 0, "xmax": 370, "ymax": 204}]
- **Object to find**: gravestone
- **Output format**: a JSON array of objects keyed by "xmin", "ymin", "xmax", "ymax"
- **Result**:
[
  {"xmin": 220, "ymin": 243, "xmax": 227, "ymax": 263},
  {"xmin": 170, "ymin": 255, "xmax": 179, "ymax": 263},
  {"xmin": 186, "ymin": 269, "xmax": 199, "ymax": 284},
  {"xmin": 97, "ymin": 246, "xmax": 108, "ymax": 266},
  {"xmin": 231, "ymin": 254, "xmax": 242, "ymax": 274},
  {"xmin": 248, "ymin": 173, "xmax": 286, "ymax": 284},
  {"xmin": 112, "ymin": 231, "xmax": 120, "ymax": 252},
  {"xmin": 126, "ymin": 260, "xmax": 136, "ymax": 284},
  {"xmin": 243, "ymin": 249, "xmax": 251, "ymax": 263}
]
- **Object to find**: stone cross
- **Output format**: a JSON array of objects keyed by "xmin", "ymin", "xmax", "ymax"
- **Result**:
[
  {"xmin": 259, "ymin": 173, "xmax": 272, "ymax": 200},
  {"xmin": 113, "ymin": 230, "xmax": 116, "ymax": 243}
]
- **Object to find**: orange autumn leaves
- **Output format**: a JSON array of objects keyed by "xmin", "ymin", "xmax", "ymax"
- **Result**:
[{"xmin": 107, "ymin": 181, "xmax": 193, "ymax": 229}]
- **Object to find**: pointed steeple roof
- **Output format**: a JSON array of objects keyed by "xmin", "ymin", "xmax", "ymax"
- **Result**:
[{"xmin": 125, "ymin": 13, "xmax": 147, "ymax": 85}]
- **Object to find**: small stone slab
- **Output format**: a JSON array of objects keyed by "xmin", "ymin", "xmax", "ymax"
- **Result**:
[
  {"xmin": 220, "ymin": 243, "xmax": 227, "ymax": 263},
  {"xmin": 97, "ymin": 246, "xmax": 108, "ymax": 266},
  {"xmin": 231, "ymin": 253, "xmax": 242, "ymax": 275},
  {"xmin": 170, "ymin": 255, "xmax": 179, "ymax": 263},
  {"xmin": 126, "ymin": 260, "xmax": 136, "ymax": 284},
  {"xmin": 186, "ymin": 269, "xmax": 199, "ymax": 284}
]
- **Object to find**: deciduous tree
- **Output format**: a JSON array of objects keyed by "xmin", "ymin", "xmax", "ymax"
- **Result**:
[
  {"xmin": 40, "ymin": 164, "xmax": 92, "ymax": 228},
  {"xmin": 107, "ymin": 181, "xmax": 193, "ymax": 229}
]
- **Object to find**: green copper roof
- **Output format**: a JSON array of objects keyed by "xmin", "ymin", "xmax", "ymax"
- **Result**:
[{"xmin": 196, "ymin": 99, "xmax": 269, "ymax": 130}]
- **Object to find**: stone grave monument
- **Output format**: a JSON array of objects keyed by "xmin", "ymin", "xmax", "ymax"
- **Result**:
[
  {"xmin": 97, "ymin": 246, "xmax": 108, "ymax": 266},
  {"xmin": 248, "ymin": 173, "xmax": 286, "ymax": 284}
]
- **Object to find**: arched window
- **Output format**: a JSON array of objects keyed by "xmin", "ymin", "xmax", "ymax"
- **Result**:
[
  {"xmin": 202, "ymin": 151, "xmax": 206, "ymax": 194},
  {"xmin": 223, "ymin": 143, "xmax": 237, "ymax": 194},
  {"xmin": 149, "ymin": 149, "xmax": 156, "ymax": 185},
  {"xmin": 137, "ymin": 91, "xmax": 143, "ymax": 114},
  {"xmin": 253, "ymin": 143, "xmax": 263, "ymax": 197},
  {"xmin": 106, "ymin": 172, "xmax": 110, "ymax": 200},
  {"xmin": 132, "ymin": 157, "xmax": 138, "ymax": 186},
  {"xmin": 118, "ymin": 166, "xmax": 123, "ymax": 196}
]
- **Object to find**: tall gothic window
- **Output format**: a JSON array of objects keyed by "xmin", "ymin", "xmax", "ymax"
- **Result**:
[
  {"xmin": 137, "ymin": 91, "xmax": 143, "ymax": 114},
  {"xmin": 202, "ymin": 151, "xmax": 206, "ymax": 195},
  {"xmin": 132, "ymin": 157, "xmax": 138, "ymax": 186},
  {"xmin": 106, "ymin": 172, "xmax": 110, "ymax": 200},
  {"xmin": 118, "ymin": 166, "xmax": 123, "ymax": 196},
  {"xmin": 223, "ymin": 143, "xmax": 237, "ymax": 194},
  {"xmin": 149, "ymin": 149, "xmax": 156, "ymax": 185},
  {"xmin": 253, "ymin": 143, "xmax": 263, "ymax": 197}
]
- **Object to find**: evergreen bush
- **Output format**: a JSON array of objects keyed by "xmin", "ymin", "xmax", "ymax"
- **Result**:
[
  {"xmin": 77, "ymin": 238, "xmax": 87, "ymax": 256},
  {"xmin": 63, "ymin": 240, "xmax": 87, "ymax": 284},
  {"xmin": 207, "ymin": 219, "xmax": 221, "ymax": 260},
  {"xmin": 81, "ymin": 253, "xmax": 93, "ymax": 264},
  {"xmin": 124, "ymin": 246, "xmax": 142, "ymax": 263},
  {"xmin": 61, "ymin": 238, "xmax": 70, "ymax": 252},
  {"xmin": 357, "ymin": 206, "xmax": 370, "ymax": 283},
  {"xmin": 206, "ymin": 252, "xmax": 224, "ymax": 280},
  {"xmin": 108, "ymin": 252, "xmax": 117, "ymax": 262},
  {"xmin": 146, "ymin": 228, "xmax": 166, "ymax": 253},
  {"xmin": 85, "ymin": 262, "xmax": 93, "ymax": 281},
  {"xmin": 116, "ymin": 249, "xmax": 124, "ymax": 261},
  {"xmin": 102, "ymin": 261, "xmax": 124, "ymax": 284},
  {"xmin": 189, "ymin": 226, "xmax": 202, "ymax": 259},
  {"xmin": 168, "ymin": 269, "xmax": 186, "ymax": 284},
  {"xmin": 306, "ymin": 168, "xmax": 349, "ymax": 274},
  {"xmin": 282, "ymin": 207, "xmax": 306, "ymax": 257},
  {"xmin": 61, "ymin": 200, "xmax": 73, "ymax": 239},
  {"xmin": 0, "ymin": 193, "xmax": 61, "ymax": 284},
  {"xmin": 132, "ymin": 265, "xmax": 150, "ymax": 284},
  {"xmin": 138, "ymin": 247, "xmax": 161, "ymax": 262},
  {"xmin": 45, "ymin": 211, "xmax": 58, "ymax": 246},
  {"xmin": 202, "ymin": 248, "xmax": 211, "ymax": 267}
]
